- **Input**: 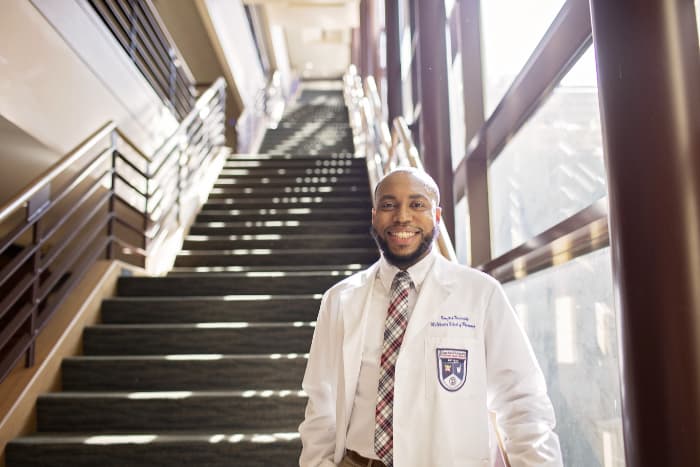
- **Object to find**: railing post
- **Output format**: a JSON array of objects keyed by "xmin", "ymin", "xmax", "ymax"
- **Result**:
[
  {"xmin": 107, "ymin": 132, "xmax": 117, "ymax": 259},
  {"xmin": 177, "ymin": 143, "xmax": 183, "ymax": 227},
  {"xmin": 25, "ymin": 219, "xmax": 41, "ymax": 368},
  {"xmin": 143, "ymin": 177, "xmax": 149, "ymax": 252}
]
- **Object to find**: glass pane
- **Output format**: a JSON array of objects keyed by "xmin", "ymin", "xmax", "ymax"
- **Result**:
[
  {"xmin": 489, "ymin": 46, "xmax": 606, "ymax": 257},
  {"xmin": 480, "ymin": 0, "xmax": 565, "ymax": 117},
  {"xmin": 503, "ymin": 247, "xmax": 625, "ymax": 467},
  {"xmin": 454, "ymin": 196, "xmax": 470, "ymax": 265},
  {"xmin": 448, "ymin": 51, "xmax": 466, "ymax": 170}
]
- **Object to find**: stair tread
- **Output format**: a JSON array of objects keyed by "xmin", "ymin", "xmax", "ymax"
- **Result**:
[
  {"xmin": 184, "ymin": 233, "xmax": 367, "ymax": 240},
  {"xmin": 11, "ymin": 430, "xmax": 301, "ymax": 443},
  {"xmin": 105, "ymin": 294, "xmax": 322, "ymax": 302},
  {"xmin": 178, "ymin": 247, "xmax": 376, "ymax": 255},
  {"xmin": 66, "ymin": 353, "xmax": 308, "ymax": 361},
  {"xmin": 40, "ymin": 389, "xmax": 307, "ymax": 399},
  {"xmin": 88, "ymin": 321, "xmax": 314, "ymax": 329},
  {"xmin": 134, "ymin": 270, "xmax": 358, "ymax": 278}
]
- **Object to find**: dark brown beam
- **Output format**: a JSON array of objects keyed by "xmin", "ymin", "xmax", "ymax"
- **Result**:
[
  {"xmin": 479, "ymin": 198, "xmax": 608, "ymax": 282},
  {"xmin": 456, "ymin": 0, "xmax": 489, "ymax": 265},
  {"xmin": 590, "ymin": 1, "xmax": 700, "ymax": 465},
  {"xmin": 385, "ymin": 0, "xmax": 403, "ymax": 123},
  {"xmin": 458, "ymin": 0, "xmax": 484, "ymax": 145},
  {"xmin": 359, "ymin": 0, "xmax": 376, "ymax": 77},
  {"xmin": 415, "ymin": 0, "xmax": 454, "ymax": 238},
  {"xmin": 465, "ymin": 141, "xmax": 491, "ymax": 266}
]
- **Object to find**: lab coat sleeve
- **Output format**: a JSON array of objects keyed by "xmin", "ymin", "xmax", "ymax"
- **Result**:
[
  {"xmin": 299, "ymin": 291, "xmax": 340, "ymax": 467},
  {"xmin": 484, "ymin": 282, "xmax": 563, "ymax": 466}
]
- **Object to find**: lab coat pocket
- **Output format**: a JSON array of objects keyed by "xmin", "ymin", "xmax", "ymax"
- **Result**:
[{"xmin": 424, "ymin": 336, "xmax": 479, "ymax": 401}]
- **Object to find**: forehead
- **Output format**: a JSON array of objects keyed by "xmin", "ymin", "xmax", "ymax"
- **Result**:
[{"xmin": 376, "ymin": 172, "xmax": 435, "ymax": 200}]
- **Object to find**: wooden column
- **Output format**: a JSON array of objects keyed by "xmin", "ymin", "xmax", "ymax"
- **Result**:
[
  {"xmin": 415, "ymin": 0, "xmax": 454, "ymax": 238},
  {"xmin": 384, "ymin": 0, "xmax": 403, "ymax": 123},
  {"xmin": 589, "ymin": 1, "xmax": 700, "ymax": 465},
  {"xmin": 359, "ymin": 0, "xmax": 376, "ymax": 77},
  {"xmin": 458, "ymin": 0, "xmax": 489, "ymax": 265}
]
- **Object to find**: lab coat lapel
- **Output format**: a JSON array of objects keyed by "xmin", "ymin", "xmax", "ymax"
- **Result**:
[
  {"xmin": 339, "ymin": 262, "xmax": 378, "ymax": 429},
  {"xmin": 403, "ymin": 256, "xmax": 457, "ymax": 345}
]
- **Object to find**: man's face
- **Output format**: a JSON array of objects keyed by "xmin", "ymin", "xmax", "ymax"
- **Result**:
[{"xmin": 371, "ymin": 172, "xmax": 441, "ymax": 269}]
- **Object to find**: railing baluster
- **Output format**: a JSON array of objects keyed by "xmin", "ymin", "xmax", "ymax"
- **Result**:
[
  {"xmin": 143, "ymin": 177, "xmax": 149, "ymax": 251},
  {"xmin": 107, "ymin": 132, "xmax": 118, "ymax": 259},
  {"xmin": 26, "ymin": 218, "xmax": 41, "ymax": 368}
]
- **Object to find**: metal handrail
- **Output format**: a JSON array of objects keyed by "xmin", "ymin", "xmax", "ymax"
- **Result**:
[
  {"xmin": 0, "ymin": 123, "xmax": 116, "ymax": 224},
  {"xmin": 0, "ymin": 78, "xmax": 227, "ymax": 386},
  {"xmin": 344, "ymin": 68, "xmax": 457, "ymax": 262}
]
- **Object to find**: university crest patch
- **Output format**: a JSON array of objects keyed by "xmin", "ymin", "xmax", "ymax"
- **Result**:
[{"xmin": 436, "ymin": 348, "xmax": 468, "ymax": 391}]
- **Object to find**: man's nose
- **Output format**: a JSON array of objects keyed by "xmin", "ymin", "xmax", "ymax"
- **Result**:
[{"xmin": 394, "ymin": 204, "xmax": 411, "ymax": 223}]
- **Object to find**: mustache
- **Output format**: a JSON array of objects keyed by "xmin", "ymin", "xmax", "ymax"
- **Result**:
[{"xmin": 370, "ymin": 225, "xmax": 438, "ymax": 268}]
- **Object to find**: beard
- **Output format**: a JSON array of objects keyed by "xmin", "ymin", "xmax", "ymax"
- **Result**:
[{"xmin": 370, "ymin": 225, "xmax": 439, "ymax": 269}]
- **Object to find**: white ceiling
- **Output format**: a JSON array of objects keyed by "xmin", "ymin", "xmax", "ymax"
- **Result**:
[{"xmin": 243, "ymin": 0, "xmax": 358, "ymax": 79}]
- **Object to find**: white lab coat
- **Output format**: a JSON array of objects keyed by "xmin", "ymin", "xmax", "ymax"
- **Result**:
[{"xmin": 299, "ymin": 254, "xmax": 563, "ymax": 467}]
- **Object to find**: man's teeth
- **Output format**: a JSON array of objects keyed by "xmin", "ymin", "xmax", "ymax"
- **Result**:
[{"xmin": 391, "ymin": 232, "xmax": 416, "ymax": 239}]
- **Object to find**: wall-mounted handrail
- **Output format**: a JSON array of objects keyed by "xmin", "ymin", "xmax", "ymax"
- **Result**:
[
  {"xmin": 0, "ymin": 123, "xmax": 116, "ymax": 224},
  {"xmin": 0, "ymin": 78, "xmax": 227, "ymax": 386}
]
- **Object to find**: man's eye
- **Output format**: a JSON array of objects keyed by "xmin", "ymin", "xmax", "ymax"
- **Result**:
[
  {"xmin": 381, "ymin": 202, "xmax": 395, "ymax": 209},
  {"xmin": 412, "ymin": 201, "xmax": 427, "ymax": 209}
]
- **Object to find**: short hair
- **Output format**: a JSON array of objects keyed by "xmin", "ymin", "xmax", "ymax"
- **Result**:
[{"xmin": 374, "ymin": 167, "xmax": 440, "ymax": 205}]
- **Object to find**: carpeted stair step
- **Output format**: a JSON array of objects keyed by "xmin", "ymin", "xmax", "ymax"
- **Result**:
[
  {"xmin": 35, "ymin": 390, "xmax": 307, "ymax": 433},
  {"xmin": 213, "ymin": 176, "xmax": 367, "ymax": 188},
  {"xmin": 224, "ymin": 158, "xmax": 362, "ymax": 168},
  {"xmin": 217, "ymin": 167, "xmax": 364, "ymax": 177},
  {"xmin": 82, "ymin": 322, "xmax": 314, "ymax": 355},
  {"xmin": 187, "ymin": 219, "xmax": 370, "ymax": 235},
  {"xmin": 101, "ymin": 295, "xmax": 322, "ymax": 324},
  {"xmin": 62, "ymin": 354, "xmax": 307, "ymax": 391},
  {"xmin": 194, "ymin": 207, "xmax": 369, "ymax": 222},
  {"xmin": 6, "ymin": 431, "xmax": 301, "ymax": 467},
  {"xmin": 227, "ymin": 153, "xmax": 355, "ymax": 161},
  {"xmin": 116, "ymin": 272, "xmax": 349, "ymax": 296},
  {"xmin": 182, "ymin": 233, "xmax": 374, "ymax": 250},
  {"xmin": 173, "ymin": 247, "xmax": 378, "ymax": 267},
  {"xmin": 200, "ymin": 196, "xmax": 371, "ymax": 210},
  {"xmin": 206, "ymin": 185, "xmax": 367, "ymax": 198}
]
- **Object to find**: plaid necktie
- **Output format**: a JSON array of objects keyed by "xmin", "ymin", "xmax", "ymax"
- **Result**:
[{"xmin": 374, "ymin": 270, "xmax": 413, "ymax": 466}]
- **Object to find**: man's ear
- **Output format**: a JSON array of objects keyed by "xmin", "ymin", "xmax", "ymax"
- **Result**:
[{"xmin": 435, "ymin": 206, "xmax": 442, "ymax": 224}]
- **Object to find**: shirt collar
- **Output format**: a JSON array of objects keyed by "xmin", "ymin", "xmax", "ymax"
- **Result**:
[{"xmin": 377, "ymin": 246, "xmax": 438, "ymax": 293}]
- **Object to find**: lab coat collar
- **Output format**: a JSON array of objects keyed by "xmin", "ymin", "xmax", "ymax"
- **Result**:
[{"xmin": 377, "ymin": 246, "xmax": 438, "ymax": 295}]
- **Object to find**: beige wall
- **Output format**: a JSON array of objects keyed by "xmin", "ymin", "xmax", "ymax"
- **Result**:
[
  {"xmin": 0, "ymin": 117, "xmax": 60, "ymax": 206},
  {"xmin": 0, "ymin": 0, "xmax": 179, "ymax": 206}
]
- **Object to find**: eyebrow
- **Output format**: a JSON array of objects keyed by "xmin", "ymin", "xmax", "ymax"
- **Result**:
[{"xmin": 377, "ymin": 194, "xmax": 430, "ymax": 202}]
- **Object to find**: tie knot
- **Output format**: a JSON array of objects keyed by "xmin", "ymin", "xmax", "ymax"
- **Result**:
[{"xmin": 392, "ymin": 271, "xmax": 412, "ymax": 291}]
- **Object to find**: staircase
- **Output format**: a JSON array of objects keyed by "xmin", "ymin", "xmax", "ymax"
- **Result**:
[{"xmin": 6, "ymin": 87, "xmax": 377, "ymax": 466}]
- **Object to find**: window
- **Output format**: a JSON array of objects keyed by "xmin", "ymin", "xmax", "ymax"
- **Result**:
[
  {"xmin": 503, "ymin": 247, "xmax": 624, "ymax": 467},
  {"xmin": 488, "ymin": 47, "xmax": 605, "ymax": 257},
  {"xmin": 480, "ymin": 0, "xmax": 564, "ymax": 117}
]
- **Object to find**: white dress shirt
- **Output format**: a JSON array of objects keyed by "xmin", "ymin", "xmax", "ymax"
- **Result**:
[{"xmin": 344, "ymin": 248, "xmax": 438, "ymax": 458}]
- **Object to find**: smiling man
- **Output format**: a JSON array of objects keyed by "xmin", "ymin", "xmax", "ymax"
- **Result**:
[{"xmin": 299, "ymin": 168, "xmax": 563, "ymax": 467}]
